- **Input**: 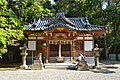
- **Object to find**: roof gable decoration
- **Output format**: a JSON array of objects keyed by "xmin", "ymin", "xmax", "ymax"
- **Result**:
[
  {"xmin": 44, "ymin": 13, "xmax": 76, "ymax": 30},
  {"xmin": 55, "ymin": 13, "xmax": 75, "ymax": 26},
  {"xmin": 80, "ymin": 17, "xmax": 90, "ymax": 25},
  {"xmin": 32, "ymin": 18, "xmax": 41, "ymax": 27}
]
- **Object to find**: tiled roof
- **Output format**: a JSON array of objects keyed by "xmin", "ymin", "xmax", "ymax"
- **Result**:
[{"xmin": 24, "ymin": 13, "xmax": 106, "ymax": 31}]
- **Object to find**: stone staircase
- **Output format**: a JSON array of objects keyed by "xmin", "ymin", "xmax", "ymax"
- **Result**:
[
  {"xmin": 49, "ymin": 57, "xmax": 71, "ymax": 63},
  {"xmin": 49, "ymin": 57, "xmax": 57, "ymax": 63},
  {"xmin": 44, "ymin": 63, "xmax": 77, "ymax": 69}
]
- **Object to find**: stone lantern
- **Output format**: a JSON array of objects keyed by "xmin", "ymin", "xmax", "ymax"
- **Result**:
[
  {"xmin": 19, "ymin": 43, "xmax": 29, "ymax": 69},
  {"xmin": 93, "ymin": 44, "xmax": 100, "ymax": 67}
]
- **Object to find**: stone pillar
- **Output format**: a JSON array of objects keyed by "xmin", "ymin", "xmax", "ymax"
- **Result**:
[
  {"xmin": 93, "ymin": 44, "xmax": 100, "ymax": 67},
  {"xmin": 19, "ymin": 43, "xmax": 28, "ymax": 69}
]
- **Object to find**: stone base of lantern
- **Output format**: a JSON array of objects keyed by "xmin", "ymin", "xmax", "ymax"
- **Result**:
[{"xmin": 20, "ymin": 64, "xmax": 28, "ymax": 70}]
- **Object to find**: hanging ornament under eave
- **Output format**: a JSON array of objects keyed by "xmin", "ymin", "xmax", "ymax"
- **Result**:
[
  {"xmin": 63, "ymin": 41, "xmax": 66, "ymax": 44},
  {"xmin": 49, "ymin": 41, "xmax": 51, "ymax": 44},
  {"xmin": 73, "ymin": 33, "xmax": 75, "ymax": 36},
  {"xmin": 66, "ymin": 41, "xmax": 68, "ymax": 44},
  {"xmin": 50, "ymin": 33, "xmax": 52, "ymax": 36},
  {"xmin": 68, "ymin": 33, "xmax": 70, "ymax": 36},
  {"xmin": 46, "ymin": 33, "xmax": 48, "ymax": 36},
  {"xmin": 55, "ymin": 41, "xmax": 58, "ymax": 45},
  {"xmin": 52, "ymin": 41, "xmax": 54, "ymax": 44}
]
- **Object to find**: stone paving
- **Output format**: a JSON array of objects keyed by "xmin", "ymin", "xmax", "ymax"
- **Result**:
[
  {"xmin": 0, "ymin": 60, "xmax": 120, "ymax": 80},
  {"xmin": 0, "ymin": 68, "xmax": 120, "ymax": 80}
]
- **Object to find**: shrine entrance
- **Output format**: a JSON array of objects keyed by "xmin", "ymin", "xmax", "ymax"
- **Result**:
[
  {"xmin": 50, "ymin": 44, "xmax": 71, "ymax": 57},
  {"xmin": 49, "ymin": 40, "xmax": 71, "ymax": 63}
]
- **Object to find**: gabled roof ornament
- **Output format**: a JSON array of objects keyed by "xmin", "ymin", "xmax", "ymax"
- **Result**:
[
  {"xmin": 45, "ymin": 12, "xmax": 75, "ymax": 27},
  {"xmin": 55, "ymin": 12, "xmax": 64, "ymax": 18}
]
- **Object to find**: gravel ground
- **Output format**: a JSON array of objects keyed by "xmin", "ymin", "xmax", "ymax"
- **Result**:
[
  {"xmin": 0, "ymin": 60, "xmax": 120, "ymax": 80},
  {"xmin": 0, "ymin": 68, "xmax": 120, "ymax": 80}
]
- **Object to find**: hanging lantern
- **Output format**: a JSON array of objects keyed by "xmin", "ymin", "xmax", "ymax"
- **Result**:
[{"xmin": 66, "ymin": 41, "xmax": 68, "ymax": 44}]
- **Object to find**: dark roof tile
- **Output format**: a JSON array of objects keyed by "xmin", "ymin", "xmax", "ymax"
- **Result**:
[{"xmin": 24, "ymin": 13, "xmax": 106, "ymax": 31}]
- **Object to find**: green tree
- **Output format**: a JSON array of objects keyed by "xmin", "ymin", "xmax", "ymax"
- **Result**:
[
  {"xmin": 0, "ymin": 0, "xmax": 53, "ymax": 58},
  {"xmin": 104, "ymin": 5, "xmax": 120, "ymax": 60},
  {"xmin": 7, "ymin": 0, "xmax": 53, "ymax": 24},
  {"xmin": 0, "ymin": 0, "xmax": 24, "ymax": 58}
]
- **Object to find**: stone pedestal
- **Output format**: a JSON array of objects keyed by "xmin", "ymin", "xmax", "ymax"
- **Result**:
[
  {"xmin": 77, "ymin": 60, "xmax": 89, "ymax": 71},
  {"xmin": 31, "ymin": 60, "xmax": 44, "ymax": 70},
  {"xmin": 20, "ymin": 64, "xmax": 29, "ymax": 69}
]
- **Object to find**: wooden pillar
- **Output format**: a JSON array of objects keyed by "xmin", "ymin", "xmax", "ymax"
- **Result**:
[
  {"xmin": 83, "ymin": 35, "xmax": 85, "ymax": 56},
  {"xmin": 71, "ymin": 41, "xmax": 75, "ymax": 64},
  {"xmin": 70, "ymin": 41, "xmax": 73, "ymax": 63},
  {"xmin": 46, "ymin": 40, "xmax": 49, "ymax": 63},
  {"xmin": 58, "ymin": 41, "xmax": 61, "ymax": 58}
]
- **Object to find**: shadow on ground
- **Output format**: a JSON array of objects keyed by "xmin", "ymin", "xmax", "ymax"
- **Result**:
[
  {"xmin": 90, "ymin": 69, "xmax": 115, "ymax": 74},
  {"xmin": 100, "ymin": 60, "xmax": 120, "ymax": 65},
  {"xmin": 0, "ymin": 63, "xmax": 20, "ymax": 71}
]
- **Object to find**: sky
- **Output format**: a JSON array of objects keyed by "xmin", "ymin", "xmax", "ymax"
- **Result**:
[{"xmin": 49, "ymin": 0, "xmax": 55, "ymax": 4}]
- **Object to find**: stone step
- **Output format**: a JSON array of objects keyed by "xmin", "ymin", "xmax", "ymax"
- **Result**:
[
  {"xmin": 49, "ymin": 57, "xmax": 71, "ymax": 63},
  {"xmin": 44, "ymin": 63, "xmax": 77, "ymax": 69},
  {"xmin": 31, "ymin": 60, "xmax": 43, "ymax": 70}
]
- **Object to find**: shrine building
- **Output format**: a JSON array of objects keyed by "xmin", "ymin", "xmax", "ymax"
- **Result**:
[{"xmin": 24, "ymin": 13, "xmax": 106, "ymax": 64}]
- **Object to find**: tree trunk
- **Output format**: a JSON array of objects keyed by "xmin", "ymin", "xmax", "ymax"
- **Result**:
[
  {"xmin": 104, "ymin": 33, "xmax": 108, "ymax": 59},
  {"xmin": 114, "ymin": 46, "xmax": 118, "ymax": 60}
]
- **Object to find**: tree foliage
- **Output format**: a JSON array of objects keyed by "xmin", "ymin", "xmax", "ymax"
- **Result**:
[
  {"xmin": 0, "ymin": 0, "xmax": 24, "ymax": 57},
  {"xmin": 0, "ymin": 0, "xmax": 53, "ymax": 58},
  {"xmin": 7, "ymin": 0, "xmax": 53, "ymax": 24},
  {"xmin": 53, "ymin": 0, "xmax": 120, "ymax": 59},
  {"xmin": 103, "ymin": 4, "xmax": 120, "ymax": 60}
]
